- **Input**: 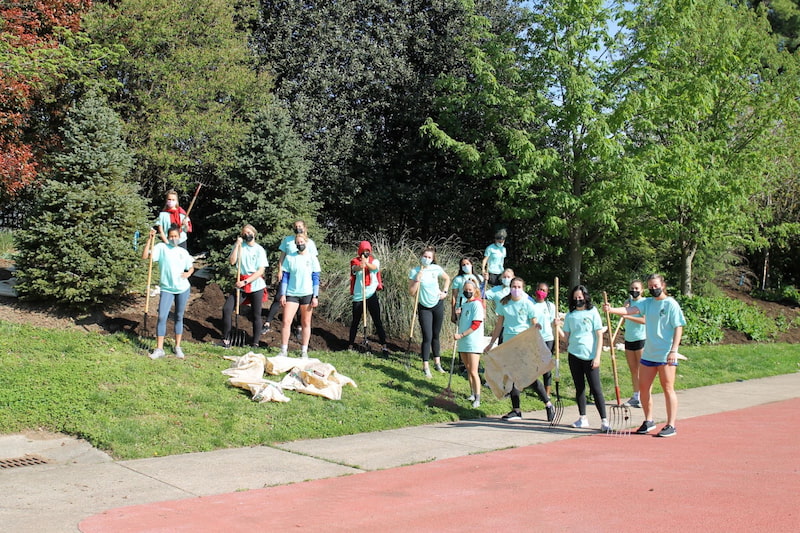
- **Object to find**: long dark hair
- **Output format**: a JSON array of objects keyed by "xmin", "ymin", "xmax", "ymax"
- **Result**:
[{"xmin": 568, "ymin": 285, "xmax": 593, "ymax": 311}]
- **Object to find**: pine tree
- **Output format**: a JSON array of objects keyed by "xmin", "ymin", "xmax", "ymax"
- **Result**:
[{"xmin": 14, "ymin": 92, "xmax": 148, "ymax": 308}]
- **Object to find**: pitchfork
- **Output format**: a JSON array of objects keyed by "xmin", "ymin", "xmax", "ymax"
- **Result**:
[
  {"xmin": 228, "ymin": 241, "xmax": 247, "ymax": 347},
  {"xmin": 549, "ymin": 276, "xmax": 564, "ymax": 428},
  {"xmin": 603, "ymin": 291, "xmax": 632, "ymax": 436}
]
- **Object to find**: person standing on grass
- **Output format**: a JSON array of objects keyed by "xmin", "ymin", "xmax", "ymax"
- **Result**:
[
  {"xmin": 221, "ymin": 224, "xmax": 268, "ymax": 349},
  {"xmin": 621, "ymin": 280, "xmax": 647, "ymax": 408},
  {"xmin": 278, "ymin": 233, "xmax": 320, "ymax": 358},
  {"xmin": 348, "ymin": 240, "xmax": 388, "ymax": 354},
  {"xmin": 558, "ymin": 285, "xmax": 609, "ymax": 431},
  {"xmin": 409, "ymin": 246, "xmax": 451, "ymax": 378},
  {"xmin": 450, "ymin": 256, "xmax": 482, "ymax": 324},
  {"xmin": 264, "ymin": 219, "xmax": 319, "ymax": 335},
  {"xmin": 481, "ymin": 229, "xmax": 507, "ymax": 287},
  {"xmin": 155, "ymin": 190, "xmax": 191, "ymax": 249},
  {"xmin": 604, "ymin": 273, "xmax": 685, "ymax": 438},
  {"xmin": 531, "ymin": 282, "xmax": 556, "ymax": 398},
  {"xmin": 484, "ymin": 277, "xmax": 555, "ymax": 422},
  {"xmin": 142, "ymin": 225, "xmax": 194, "ymax": 360},
  {"xmin": 454, "ymin": 279, "xmax": 485, "ymax": 408}
]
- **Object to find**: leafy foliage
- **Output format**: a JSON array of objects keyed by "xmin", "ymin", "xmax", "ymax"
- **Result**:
[
  {"xmin": 675, "ymin": 294, "xmax": 779, "ymax": 345},
  {"xmin": 14, "ymin": 92, "xmax": 148, "ymax": 308}
]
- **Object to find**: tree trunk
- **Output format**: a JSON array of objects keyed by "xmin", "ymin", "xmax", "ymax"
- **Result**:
[
  {"xmin": 568, "ymin": 225, "xmax": 582, "ymax": 290},
  {"xmin": 680, "ymin": 240, "xmax": 697, "ymax": 296}
]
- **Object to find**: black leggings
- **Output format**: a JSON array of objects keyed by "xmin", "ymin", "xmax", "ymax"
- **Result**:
[
  {"xmin": 542, "ymin": 340, "xmax": 553, "ymax": 387},
  {"xmin": 349, "ymin": 293, "xmax": 387, "ymax": 344},
  {"xmin": 418, "ymin": 299, "xmax": 444, "ymax": 362},
  {"xmin": 222, "ymin": 289, "xmax": 264, "ymax": 345},
  {"xmin": 510, "ymin": 380, "xmax": 549, "ymax": 410},
  {"xmin": 568, "ymin": 353, "xmax": 607, "ymax": 418}
]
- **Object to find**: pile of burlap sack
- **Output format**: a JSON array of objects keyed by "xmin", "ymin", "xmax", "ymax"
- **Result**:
[{"xmin": 221, "ymin": 352, "xmax": 357, "ymax": 402}]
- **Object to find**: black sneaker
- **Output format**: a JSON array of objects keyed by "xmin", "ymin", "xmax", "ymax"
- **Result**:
[
  {"xmin": 635, "ymin": 420, "xmax": 656, "ymax": 434},
  {"xmin": 502, "ymin": 410, "xmax": 522, "ymax": 421},
  {"xmin": 657, "ymin": 424, "xmax": 677, "ymax": 438},
  {"xmin": 546, "ymin": 405, "xmax": 556, "ymax": 422}
]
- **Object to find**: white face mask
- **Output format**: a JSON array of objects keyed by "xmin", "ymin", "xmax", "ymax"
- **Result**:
[
  {"xmin": 168, "ymin": 238, "xmax": 180, "ymax": 247},
  {"xmin": 461, "ymin": 264, "xmax": 472, "ymax": 274},
  {"xmin": 501, "ymin": 277, "xmax": 512, "ymax": 287},
  {"xmin": 421, "ymin": 256, "xmax": 432, "ymax": 267}
]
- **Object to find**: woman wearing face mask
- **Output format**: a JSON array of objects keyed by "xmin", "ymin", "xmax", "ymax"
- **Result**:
[
  {"xmin": 451, "ymin": 257, "xmax": 482, "ymax": 324},
  {"xmin": 278, "ymin": 234, "xmax": 320, "ymax": 358},
  {"xmin": 264, "ymin": 219, "xmax": 320, "ymax": 334},
  {"xmin": 142, "ymin": 225, "xmax": 194, "ymax": 359},
  {"xmin": 531, "ymin": 282, "xmax": 555, "ymax": 398},
  {"xmin": 155, "ymin": 190, "xmax": 191, "ymax": 249},
  {"xmin": 620, "ymin": 280, "xmax": 647, "ymax": 408},
  {"xmin": 559, "ymin": 285, "xmax": 609, "ymax": 431},
  {"xmin": 485, "ymin": 277, "xmax": 555, "ymax": 421},
  {"xmin": 454, "ymin": 279, "xmax": 484, "ymax": 407},
  {"xmin": 481, "ymin": 230, "xmax": 507, "ymax": 287},
  {"xmin": 348, "ymin": 240, "xmax": 388, "ymax": 353},
  {"xmin": 408, "ymin": 246, "xmax": 451, "ymax": 378},
  {"xmin": 221, "ymin": 224, "xmax": 268, "ymax": 348},
  {"xmin": 605, "ymin": 274, "xmax": 685, "ymax": 438},
  {"xmin": 485, "ymin": 268, "xmax": 514, "ymax": 305}
]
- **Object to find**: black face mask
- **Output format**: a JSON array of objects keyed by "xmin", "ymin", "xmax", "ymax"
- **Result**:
[
  {"xmin": 574, "ymin": 299, "xmax": 586, "ymax": 308},
  {"xmin": 629, "ymin": 290, "xmax": 640, "ymax": 298},
  {"xmin": 649, "ymin": 288, "xmax": 663, "ymax": 298},
  {"xmin": 297, "ymin": 243, "xmax": 306, "ymax": 252},
  {"xmin": 243, "ymin": 234, "xmax": 254, "ymax": 242},
  {"xmin": 294, "ymin": 227, "xmax": 303, "ymax": 234},
  {"xmin": 362, "ymin": 252, "xmax": 370, "ymax": 258},
  {"xmin": 463, "ymin": 291, "xmax": 474, "ymax": 300}
]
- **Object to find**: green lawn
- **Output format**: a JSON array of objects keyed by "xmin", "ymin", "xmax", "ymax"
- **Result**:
[{"xmin": 1, "ymin": 319, "xmax": 798, "ymax": 459}]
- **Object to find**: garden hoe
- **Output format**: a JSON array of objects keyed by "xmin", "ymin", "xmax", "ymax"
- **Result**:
[
  {"xmin": 431, "ymin": 340, "xmax": 459, "ymax": 410},
  {"xmin": 603, "ymin": 291, "xmax": 632, "ymax": 436},
  {"xmin": 549, "ymin": 276, "xmax": 564, "ymax": 428},
  {"xmin": 229, "ymin": 242, "xmax": 247, "ymax": 347},
  {"xmin": 140, "ymin": 231, "xmax": 156, "ymax": 351}
]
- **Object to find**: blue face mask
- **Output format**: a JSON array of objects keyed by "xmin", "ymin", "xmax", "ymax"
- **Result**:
[
  {"xmin": 168, "ymin": 238, "xmax": 180, "ymax": 247},
  {"xmin": 421, "ymin": 256, "xmax": 432, "ymax": 267},
  {"xmin": 501, "ymin": 277, "xmax": 511, "ymax": 287}
]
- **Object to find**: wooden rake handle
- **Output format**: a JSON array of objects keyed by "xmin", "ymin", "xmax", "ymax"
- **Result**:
[
  {"xmin": 602, "ymin": 291, "xmax": 623, "ymax": 406},
  {"xmin": 235, "ymin": 241, "xmax": 243, "ymax": 316},
  {"xmin": 144, "ymin": 232, "xmax": 156, "ymax": 313},
  {"xmin": 408, "ymin": 265, "xmax": 423, "ymax": 341}
]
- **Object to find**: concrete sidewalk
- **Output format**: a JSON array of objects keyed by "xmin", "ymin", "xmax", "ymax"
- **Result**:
[{"xmin": 1, "ymin": 373, "xmax": 798, "ymax": 533}]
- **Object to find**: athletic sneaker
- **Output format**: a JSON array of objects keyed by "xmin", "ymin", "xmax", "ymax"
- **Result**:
[
  {"xmin": 546, "ymin": 404, "xmax": 556, "ymax": 422},
  {"xmin": 572, "ymin": 417, "xmax": 590, "ymax": 428},
  {"xmin": 174, "ymin": 346, "xmax": 185, "ymax": 360},
  {"xmin": 277, "ymin": 350, "xmax": 288, "ymax": 358},
  {"xmin": 472, "ymin": 399, "xmax": 481, "ymax": 408},
  {"xmin": 467, "ymin": 394, "xmax": 476, "ymax": 402},
  {"xmin": 657, "ymin": 424, "xmax": 677, "ymax": 438},
  {"xmin": 218, "ymin": 339, "xmax": 231, "ymax": 349},
  {"xmin": 624, "ymin": 397, "xmax": 641, "ymax": 408},
  {"xmin": 424, "ymin": 368, "xmax": 432, "ymax": 379},
  {"xmin": 148, "ymin": 348, "xmax": 165, "ymax": 360},
  {"xmin": 502, "ymin": 410, "xmax": 522, "ymax": 421},
  {"xmin": 434, "ymin": 364, "xmax": 446, "ymax": 373},
  {"xmin": 600, "ymin": 418, "xmax": 611, "ymax": 432},
  {"xmin": 636, "ymin": 420, "xmax": 656, "ymax": 434},
  {"xmin": 261, "ymin": 325, "xmax": 271, "ymax": 335}
]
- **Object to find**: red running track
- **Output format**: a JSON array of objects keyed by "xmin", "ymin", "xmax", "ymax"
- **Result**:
[{"xmin": 81, "ymin": 399, "xmax": 800, "ymax": 532}]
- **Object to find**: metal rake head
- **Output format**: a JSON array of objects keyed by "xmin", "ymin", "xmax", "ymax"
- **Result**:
[
  {"xmin": 606, "ymin": 405, "xmax": 633, "ymax": 436},
  {"xmin": 228, "ymin": 326, "xmax": 247, "ymax": 348},
  {"xmin": 549, "ymin": 399, "xmax": 564, "ymax": 428}
]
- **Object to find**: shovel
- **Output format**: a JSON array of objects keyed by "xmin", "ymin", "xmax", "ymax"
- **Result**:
[
  {"xmin": 549, "ymin": 276, "xmax": 564, "ymax": 428},
  {"xmin": 603, "ymin": 291, "xmax": 632, "ymax": 436},
  {"xmin": 228, "ymin": 242, "xmax": 247, "ymax": 347}
]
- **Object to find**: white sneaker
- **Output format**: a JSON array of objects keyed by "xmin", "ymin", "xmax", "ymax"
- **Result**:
[
  {"xmin": 572, "ymin": 417, "xmax": 590, "ymax": 428},
  {"xmin": 472, "ymin": 398, "xmax": 481, "ymax": 408},
  {"xmin": 600, "ymin": 418, "xmax": 611, "ymax": 432},
  {"xmin": 467, "ymin": 394, "xmax": 476, "ymax": 401},
  {"xmin": 174, "ymin": 346, "xmax": 185, "ymax": 360},
  {"xmin": 148, "ymin": 348, "xmax": 165, "ymax": 360},
  {"xmin": 424, "ymin": 368, "xmax": 432, "ymax": 379},
  {"xmin": 277, "ymin": 350, "xmax": 288, "ymax": 358}
]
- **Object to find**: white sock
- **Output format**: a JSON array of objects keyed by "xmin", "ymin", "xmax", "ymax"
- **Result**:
[{"xmin": 633, "ymin": 392, "xmax": 640, "ymax": 401}]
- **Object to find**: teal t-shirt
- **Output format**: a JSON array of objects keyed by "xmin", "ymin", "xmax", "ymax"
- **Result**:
[
  {"xmin": 562, "ymin": 307, "xmax": 603, "ymax": 361},
  {"xmin": 623, "ymin": 296, "xmax": 647, "ymax": 342},
  {"xmin": 353, "ymin": 258, "xmax": 380, "ymax": 302},
  {"xmin": 280, "ymin": 234, "xmax": 318, "ymax": 257},
  {"xmin": 156, "ymin": 211, "xmax": 188, "ymax": 244},
  {"xmin": 451, "ymin": 273, "xmax": 482, "ymax": 310},
  {"xmin": 232, "ymin": 242, "xmax": 268, "ymax": 292},
  {"xmin": 282, "ymin": 252, "xmax": 317, "ymax": 297},
  {"xmin": 496, "ymin": 296, "xmax": 536, "ymax": 341},
  {"xmin": 483, "ymin": 243, "xmax": 507, "ymax": 275},
  {"xmin": 531, "ymin": 300, "xmax": 556, "ymax": 342},
  {"xmin": 151, "ymin": 243, "xmax": 193, "ymax": 294},
  {"xmin": 634, "ymin": 297, "xmax": 686, "ymax": 363},
  {"xmin": 457, "ymin": 298, "xmax": 485, "ymax": 353},
  {"xmin": 409, "ymin": 264, "xmax": 446, "ymax": 308},
  {"xmin": 486, "ymin": 285, "xmax": 509, "ymax": 304}
]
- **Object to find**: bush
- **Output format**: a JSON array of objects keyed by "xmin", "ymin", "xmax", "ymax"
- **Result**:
[{"xmin": 675, "ymin": 294, "xmax": 778, "ymax": 345}]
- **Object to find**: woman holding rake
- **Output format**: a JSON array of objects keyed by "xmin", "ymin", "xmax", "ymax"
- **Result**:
[
  {"xmin": 531, "ymin": 281, "xmax": 556, "ymax": 397},
  {"xmin": 155, "ymin": 189, "xmax": 191, "ymax": 249},
  {"xmin": 558, "ymin": 285, "xmax": 610, "ymax": 431},
  {"xmin": 142, "ymin": 224, "xmax": 194, "ymax": 360},
  {"xmin": 621, "ymin": 280, "xmax": 647, "ymax": 408},
  {"xmin": 221, "ymin": 224, "xmax": 268, "ymax": 348},
  {"xmin": 408, "ymin": 246, "xmax": 450, "ymax": 378},
  {"xmin": 604, "ymin": 274, "xmax": 686, "ymax": 438},
  {"xmin": 485, "ymin": 277, "xmax": 556, "ymax": 422},
  {"xmin": 347, "ymin": 240, "xmax": 388, "ymax": 354}
]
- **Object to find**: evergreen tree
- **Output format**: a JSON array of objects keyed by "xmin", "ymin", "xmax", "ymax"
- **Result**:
[{"xmin": 14, "ymin": 92, "xmax": 148, "ymax": 309}]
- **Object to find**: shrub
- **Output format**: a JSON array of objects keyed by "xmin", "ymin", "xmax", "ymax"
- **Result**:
[{"xmin": 675, "ymin": 294, "xmax": 778, "ymax": 345}]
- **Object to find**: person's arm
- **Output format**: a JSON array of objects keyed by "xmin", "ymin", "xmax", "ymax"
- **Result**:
[
  {"xmin": 481, "ymin": 254, "xmax": 489, "ymax": 276},
  {"xmin": 592, "ymin": 328, "xmax": 603, "ymax": 368},
  {"xmin": 439, "ymin": 270, "xmax": 451, "ymax": 300},
  {"xmin": 484, "ymin": 315, "xmax": 505, "ymax": 353},
  {"xmin": 311, "ymin": 271, "xmax": 320, "ymax": 308},
  {"xmin": 237, "ymin": 266, "xmax": 265, "ymax": 289},
  {"xmin": 667, "ymin": 326, "xmax": 683, "ymax": 365},
  {"xmin": 229, "ymin": 238, "xmax": 242, "ymax": 266},
  {"xmin": 142, "ymin": 229, "xmax": 156, "ymax": 259},
  {"xmin": 408, "ymin": 267, "xmax": 423, "ymax": 296},
  {"xmin": 605, "ymin": 303, "xmax": 640, "ymax": 316},
  {"xmin": 275, "ymin": 251, "xmax": 287, "ymax": 282},
  {"xmin": 624, "ymin": 315, "xmax": 646, "ymax": 325}
]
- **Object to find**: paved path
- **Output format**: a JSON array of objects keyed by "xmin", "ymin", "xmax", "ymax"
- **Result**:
[{"xmin": 0, "ymin": 373, "xmax": 796, "ymax": 532}]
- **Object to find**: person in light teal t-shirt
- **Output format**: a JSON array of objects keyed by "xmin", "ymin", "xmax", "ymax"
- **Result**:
[
  {"xmin": 620, "ymin": 280, "xmax": 647, "ymax": 408},
  {"xmin": 454, "ymin": 279, "xmax": 485, "ymax": 408},
  {"xmin": 408, "ymin": 246, "xmax": 451, "ymax": 378}
]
